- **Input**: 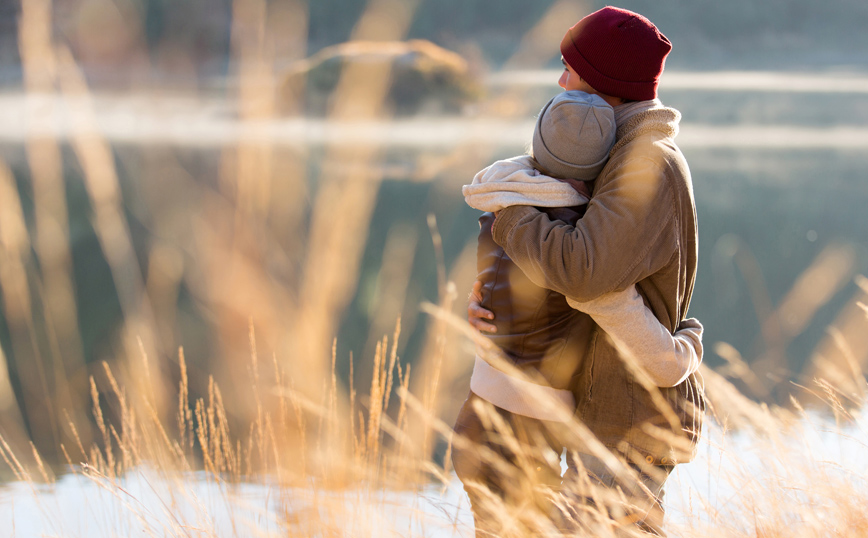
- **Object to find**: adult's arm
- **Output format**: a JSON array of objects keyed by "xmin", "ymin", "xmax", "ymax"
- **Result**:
[{"xmin": 491, "ymin": 157, "xmax": 678, "ymax": 303}]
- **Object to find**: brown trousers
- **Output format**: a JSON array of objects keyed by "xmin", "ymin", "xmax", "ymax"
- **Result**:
[{"xmin": 451, "ymin": 392, "xmax": 672, "ymax": 537}]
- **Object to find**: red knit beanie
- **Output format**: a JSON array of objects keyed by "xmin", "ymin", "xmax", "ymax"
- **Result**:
[{"xmin": 560, "ymin": 6, "xmax": 671, "ymax": 101}]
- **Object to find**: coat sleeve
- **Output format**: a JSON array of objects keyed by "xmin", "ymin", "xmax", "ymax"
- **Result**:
[{"xmin": 491, "ymin": 157, "xmax": 678, "ymax": 302}]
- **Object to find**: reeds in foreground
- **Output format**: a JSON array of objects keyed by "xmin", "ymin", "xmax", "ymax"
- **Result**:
[
  {"xmin": 3, "ymin": 0, "xmax": 868, "ymax": 537},
  {"xmin": 2, "ymin": 307, "xmax": 868, "ymax": 537}
]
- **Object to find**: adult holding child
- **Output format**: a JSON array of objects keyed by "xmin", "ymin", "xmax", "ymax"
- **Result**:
[{"xmin": 458, "ymin": 6, "xmax": 704, "ymax": 535}]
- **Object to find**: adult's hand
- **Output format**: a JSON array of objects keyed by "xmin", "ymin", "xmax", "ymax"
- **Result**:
[{"xmin": 467, "ymin": 280, "xmax": 497, "ymax": 333}]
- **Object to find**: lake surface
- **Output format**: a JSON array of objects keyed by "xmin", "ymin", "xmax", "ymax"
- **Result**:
[{"xmin": 1, "ymin": 69, "xmax": 868, "ymax": 477}]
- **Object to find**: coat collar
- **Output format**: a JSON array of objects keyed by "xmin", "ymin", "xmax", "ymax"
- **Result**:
[{"xmin": 611, "ymin": 105, "xmax": 681, "ymax": 155}]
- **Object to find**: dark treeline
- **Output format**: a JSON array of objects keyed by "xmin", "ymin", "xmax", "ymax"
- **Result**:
[
  {"xmin": 1, "ymin": 0, "xmax": 867, "ymax": 85},
  {"xmin": 100, "ymin": 0, "xmax": 868, "ymax": 69},
  {"xmin": 135, "ymin": 0, "xmax": 868, "ymax": 69}
]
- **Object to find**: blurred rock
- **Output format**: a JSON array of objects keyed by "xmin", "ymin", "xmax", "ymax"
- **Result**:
[{"xmin": 277, "ymin": 39, "xmax": 483, "ymax": 117}]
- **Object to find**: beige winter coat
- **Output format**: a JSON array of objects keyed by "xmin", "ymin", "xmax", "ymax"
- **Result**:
[{"xmin": 492, "ymin": 106, "xmax": 704, "ymax": 464}]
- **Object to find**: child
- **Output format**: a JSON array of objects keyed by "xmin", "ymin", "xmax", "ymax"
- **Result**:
[
  {"xmin": 463, "ymin": 90, "xmax": 702, "ymax": 416},
  {"xmin": 452, "ymin": 91, "xmax": 703, "ymax": 536}
]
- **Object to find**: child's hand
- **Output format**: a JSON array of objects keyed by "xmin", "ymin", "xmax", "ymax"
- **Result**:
[{"xmin": 467, "ymin": 280, "xmax": 496, "ymax": 333}]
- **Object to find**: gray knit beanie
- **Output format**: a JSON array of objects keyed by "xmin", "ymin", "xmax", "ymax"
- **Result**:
[{"xmin": 532, "ymin": 90, "xmax": 616, "ymax": 181}]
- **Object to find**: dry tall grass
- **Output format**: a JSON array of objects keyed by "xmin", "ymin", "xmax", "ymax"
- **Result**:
[
  {"xmin": 1, "ymin": 304, "xmax": 868, "ymax": 537},
  {"xmin": 3, "ymin": 1, "xmax": 868, "ymax": 537}
]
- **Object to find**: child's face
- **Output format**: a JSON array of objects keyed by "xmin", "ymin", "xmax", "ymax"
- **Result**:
[{"xmin": 558, "ymin": 57, "xmax": 592, "ymax": 93}]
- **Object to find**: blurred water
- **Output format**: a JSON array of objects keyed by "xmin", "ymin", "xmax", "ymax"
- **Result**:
[
  {"xmin": 492, "ymin": 70, "xmax": 868, "ymax": 94},
  {"xmin": 3, "ymin": 85, "xmax": 868, "ymax": 148},
  {"xmin": 3, "ymin": 69, "xmax": 868, "ymax": 484},
  {"xmin": 0, "ymin": 464, "xmax": 475, "ymax": 537}
]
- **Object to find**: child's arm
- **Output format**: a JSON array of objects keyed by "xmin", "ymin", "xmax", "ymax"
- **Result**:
[{"xmin": 567, "ymin": 287, "xmax": 702, "ymax": 387}]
